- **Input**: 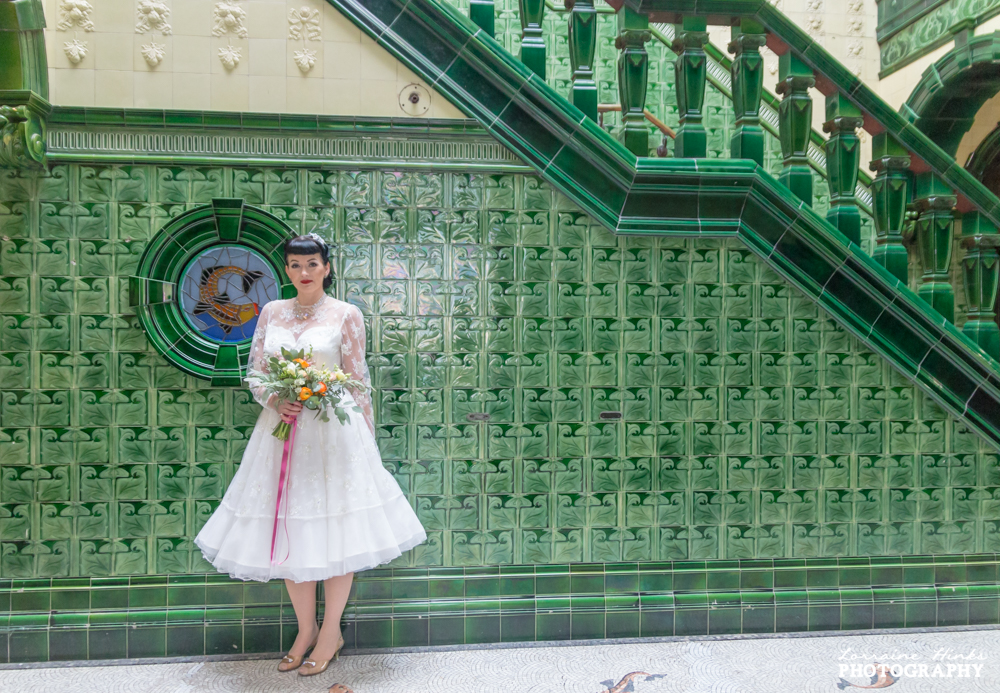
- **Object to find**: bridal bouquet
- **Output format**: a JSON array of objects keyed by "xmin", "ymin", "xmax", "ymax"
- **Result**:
[{"xmin": 248, "ymin": 346, "xmax": 368, "ymax": 440}]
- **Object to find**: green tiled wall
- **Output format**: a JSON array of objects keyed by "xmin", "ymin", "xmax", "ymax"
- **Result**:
[{"xmin": 0, "ymin": 162, "xmax": 997, "ymax": 662}]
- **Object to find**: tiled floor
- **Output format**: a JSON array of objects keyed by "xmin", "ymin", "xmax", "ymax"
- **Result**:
[{"xmin": 1, "ymin": 627, "xmax": 999, "ymax": 692}]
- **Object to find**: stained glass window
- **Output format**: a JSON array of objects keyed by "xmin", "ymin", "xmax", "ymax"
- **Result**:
[{"xmin": 179, "ymin": 245, "xmax": 281, "ymax": 343}]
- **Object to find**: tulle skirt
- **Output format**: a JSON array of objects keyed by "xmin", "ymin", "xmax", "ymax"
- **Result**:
[{"xmin": 195, "ymin": 397, "xmax": 427, "ymax": 582}]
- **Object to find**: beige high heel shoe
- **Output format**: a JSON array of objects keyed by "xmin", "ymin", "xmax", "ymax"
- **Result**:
[
  {"xmin": 277, "ymin": 631, "xmax": 319, "ymax": 672},
  {"xmin": 298, "ymin": 635, "xmax": 345, "ymax": 676}
]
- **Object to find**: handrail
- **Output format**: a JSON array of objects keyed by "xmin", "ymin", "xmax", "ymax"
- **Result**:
[{"xmin": 597, "ymin": 104, "xmax": 676, "ymax": 138}]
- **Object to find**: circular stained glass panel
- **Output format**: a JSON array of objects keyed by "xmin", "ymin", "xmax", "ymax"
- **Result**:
[{"xmin": 179, "ymin": 245, "xmax": 281, "ymax": 343}]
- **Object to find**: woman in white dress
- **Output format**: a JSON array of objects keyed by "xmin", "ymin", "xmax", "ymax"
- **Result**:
[{"xmin": 195, "ymin": 234, "xmax": 427, "ymax": 676}]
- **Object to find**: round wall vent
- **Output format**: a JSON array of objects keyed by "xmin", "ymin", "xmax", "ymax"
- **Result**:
[{"xmin": 399, "ymin": 83, "xmax": 431, "ymax": 116}]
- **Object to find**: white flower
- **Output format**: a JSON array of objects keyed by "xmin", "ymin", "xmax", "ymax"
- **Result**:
[
  {"xmin": 63, "ymin": 39, "xmax": 88, "ymax": 64},
  {"xmin": 218, "ymin": 43, "xmax": 241, "ymax": 70},
  {"xmin": 293, "ymin": 48, "xmax": 317, "ymax": 73},
  {"xmin": 294, "ymin": 378, "xmax": 305, "ymax": 386},
  {"xmin": 141, "ymin": 42, "xmax": 165, "ymax": 67}
]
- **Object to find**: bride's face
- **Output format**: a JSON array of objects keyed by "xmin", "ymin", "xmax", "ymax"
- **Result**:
[{"xmin": 285, "ymin": 253, "xmax": 329, "ymax": 295}]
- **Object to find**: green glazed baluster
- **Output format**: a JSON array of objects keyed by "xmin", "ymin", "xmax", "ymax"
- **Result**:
[
  {"xmin": 672, "ymin": 16, "xmax": 709, "ymax": 159},
  {"xmin": 961, "ymin": 211, "xmax": 1000, "ymax": 359},
  {"xmin": 615, "ymin": 6, "xmax": 651, "ymax": 157},
  {"xmin": 870, "ymin": 132, "xmax": 912, "ymax": 284},
  {"xmin": 824, "ymin": 94, "xmax": 865, "ymax": 247},
  {"xmin": 728, "ymin": 19, "xmax": 766, "ymax": 167},
  {"xmin": 518, "ymin": 0, "xmax": 546, "ymax": 78},
  {"xmin": 912, "ymin": 173, "xmax": 956, "ymax": 322},
  {"xmin": 776, "ymin": 53, "xmax": 814, "ymax": 205},
  {"xmin": 566, "ymin": 0, "xmax": 598, "ymax": 122}
]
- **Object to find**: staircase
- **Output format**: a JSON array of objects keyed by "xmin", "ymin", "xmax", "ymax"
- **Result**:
[{"xmin": 327, "ymin": 0, "xmax": 1000, "ymax": 446}]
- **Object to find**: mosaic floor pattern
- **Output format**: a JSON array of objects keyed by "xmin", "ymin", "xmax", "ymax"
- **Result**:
[{"xmin": 1, "ymin": 628, "xmax": 998, "ymax": 692}]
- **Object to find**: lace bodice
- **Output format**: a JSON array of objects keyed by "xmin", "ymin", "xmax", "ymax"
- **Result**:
[{"xmin": 245, "ymin": 295, "xmax": 375, "ymax": 435}]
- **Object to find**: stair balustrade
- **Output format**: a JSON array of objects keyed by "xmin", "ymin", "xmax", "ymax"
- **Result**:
[{"xmin": 458, "ymin": 0, "xmax": 1000, "ymax": 358}]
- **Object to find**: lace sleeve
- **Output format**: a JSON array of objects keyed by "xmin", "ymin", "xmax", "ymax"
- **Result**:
[
  {"xmin": 245, "ymin": 301, "xmax": 277, "ymax": 410},
  {"xmin": 340, "ymin": 303, "xmax": 375, "ymax": 435}
]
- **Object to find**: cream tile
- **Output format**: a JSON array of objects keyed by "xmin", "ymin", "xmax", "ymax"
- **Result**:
[
  {"xmin": 249, "ymin": 38, "xmax": 287, "ymax": 77},
  {"xmin": 172, "ymin": 35, "xmax": 212, "ymax": 74},
  {"xmin": 94, "ymin": 32, "xmax": 133, "ymax": 71},
  {"xmin": 211, "ymin": 73, "xmax": 249, "ymax": 111},
  {"xmin": 286, "ymin": 76, "xmax": 324, "ymax": 114},
  {"xmin": 249, "ymin": 75, "xmax": 287, "ymax": 112},
  {"xmin": 133, "ymin": 35, "xmax": 174, "ymax": 72},
  {"xmin": 322, "ymin": 79, "xmax": 360, "ymax": 115},
  {"xmin": 246, "ymin": 1, "xmax": 289, "ymax": 39},
  {"xmin": 173, "ymin": 72, "xmax": 211, "ymax": 110},
  {"xmin": 323, "ymin": 5, "xmax": 361, "ymax": 43},
  {"xmin": 133, "ymin": 70, "xmax": 174, "ymax": 108},
  {"xmin": 91, "ymin": 0, "xmax": 133, "ymax": 34},
  {"xmin": 360, "ymin": 34, "xmax": 398, "ymax": 81},
  {"xmin": 49, "ymin": 68, "xmax": 96, "ymax": 106},
  {"xmin": 324, "ymin": 41, "xmax": 360, "ymax": 80},
  {"xmin": 431, "ymin": 96, "xmax": 466, "ymax": 119},
  {"xmin": 172, "ymin": 0, "xmax": 215, "ymax": 37},
  {"xmin": 358, "ymin": 79, "xmax": 400, "ymax": 117},
  {"xmin": 95, "ymin": 69, "xmax": 135, "ymax": 107},
  {"xmin": 211, "ymin": 36, "xmax": 250, "ymax": 75}
]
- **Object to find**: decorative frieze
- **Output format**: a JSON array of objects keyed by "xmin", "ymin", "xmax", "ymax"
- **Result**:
[{"xmin": 0, "ymin": 100, "xmax": 48, "ymax": 169}]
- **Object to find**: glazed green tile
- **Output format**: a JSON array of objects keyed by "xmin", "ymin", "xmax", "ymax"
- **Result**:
[
  {"xmin": 429, "ymin": 616, "xmax": 466, "ymax": 646},
  {"xmin": 393, "ymin": 618, "xmax": 429, "ymax": 647},
  {"xmin": 166, "ymin": 626, "xmax": 205, "ymax": 656},
  {"xmin": 606, "ymin": 572, "xmax": 639, "ymax": 594},
  {"xmin": 741, "ymin": 571, "xmax": 773, "ymax": 589},
  {"xmin": 500, "ymin": 576, "xmax": 535, "ymax": 596},
  {"xmin": 245, "ymin": 623, "xmax": 284, "ymax": 652},
  {"xmin": 167, "ymin": 586, "xmax": 207, "ymax": 607},
  {"xmin": 127, "ymin": 627, "xmax": 166, "ymax": 658},
  {"xmin": 570, "ymin": 611, "xmax": 605, "ymax": 640},
  {"xmin": 129, "ymin": 587, "xmax": 167, "ymax": 609},
  {"xmin": 205, "ymin": 625, "xmax": 242, "ymax": 655},
  {"xmin": 672, "ymin": 570, "xmax": 707, "ymax": 592},
  {"xmin": 500, "ymin": 613, "xmax": 535, "ymax": 642},
  {"xmin": 874, "ymin": 602, "xmax": 906, "ymax": 629},
  {"xmin": 465, "ymin": 615, "xmax": 500, "ymax": 643},
  {"xmin": 87, "ymin": 628, "xmax": 127, "ymax": 660},
  {"xmin": 245, "ymin": 583, "xmax": 283, "ymax": 604},
  {"xmin": 807, "ymin": 605, "xmax": 840, "ymax": 631},
  {"xmin": 606, "ymin": 610, "xmax": 640, "ymax": 638},
  {"xmin": 775, "ymin": 606, "xmax": 809, "ymax": 632},
  {"xmin": 536, "ymin": 612, "xmax": 570, "ymax": 641},
  {"xmin": 9, "ymin": 631, "xmax": 47, "ymax": 663},
  {"xmin": 48, "ymin": 629, "xmax": 88, "ymax": 661},
  {"xmin": 535, "ymin": 575, "xmax": 571, "ymax": 595},
  {"xmin": 638, "ymin": 570, "xmax": 671, "ymax": 593},
  {"xmin": 205, "ymin": 584, "xmax": 243, "ymax": 605}
]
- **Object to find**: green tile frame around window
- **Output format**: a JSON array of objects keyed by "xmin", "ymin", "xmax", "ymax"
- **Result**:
[
  {"xmin": 325, "ymin": 0, "xmax": 1000, "ymax": 447},
  {"xmin": 2, "ymin": 555, "xmax": 999, "ymax": 662}
]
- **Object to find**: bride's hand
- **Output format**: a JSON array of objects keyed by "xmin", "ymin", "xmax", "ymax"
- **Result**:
[{"xmin": 277, "ymin": 400, "xmax": 303, "ymax": 423}]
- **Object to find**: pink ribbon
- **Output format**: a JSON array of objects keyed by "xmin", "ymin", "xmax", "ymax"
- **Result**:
[{"xmin": 270, "ymin": 418, "xmax": 297, "ymax": 566}]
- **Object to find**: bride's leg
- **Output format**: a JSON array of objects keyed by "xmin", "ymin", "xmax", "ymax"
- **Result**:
[
  {"xmin": 284, "ymin": 579, "xmax": 320, "ymax": 655},
  {"xmin": 311, "ymin": 572, "xmax": 354, "ymax": 660}
]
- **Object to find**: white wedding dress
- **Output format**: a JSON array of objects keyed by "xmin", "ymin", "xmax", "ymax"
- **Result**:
[{"xmin": 195, "ymin": 295, "xmax": 426, "ymax": 582}]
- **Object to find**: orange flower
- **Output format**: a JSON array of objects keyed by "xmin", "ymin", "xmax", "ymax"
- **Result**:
[
  {"xmin": 314, "ymin": 382, "xmax": 327, "ymax": 395},
  {"xmin": 298, "ymin": 387, "xmax": 313, "ymax": 400},
  {"xmin": 293, "ymin": 358, "xmax": 310, "ymax": 368}
]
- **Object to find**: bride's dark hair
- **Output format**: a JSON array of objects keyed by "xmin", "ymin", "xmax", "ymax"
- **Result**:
[{"xmin": 284, "ymin": 234, "xmax": 332, "ymax": 290}]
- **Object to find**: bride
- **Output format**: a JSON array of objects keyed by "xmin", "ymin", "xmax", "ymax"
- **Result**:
[{"xmin": 195, "ymin": 233, "xmax": 427, "ymax": 676}]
